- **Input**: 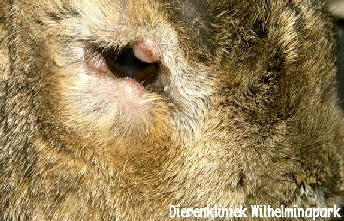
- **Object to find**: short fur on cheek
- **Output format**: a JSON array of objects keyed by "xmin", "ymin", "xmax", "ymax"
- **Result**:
[{"xmin": 1, "ymin": 0, "xmax": 344, "ymax": 220}]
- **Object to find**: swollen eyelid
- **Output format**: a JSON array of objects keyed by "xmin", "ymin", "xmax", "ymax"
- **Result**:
[{"xmin": 85, "ymin": 50, "xmax": 110, "ymax": 73}]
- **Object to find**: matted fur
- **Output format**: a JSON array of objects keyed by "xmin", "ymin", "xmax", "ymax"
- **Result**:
[{"xmin": 0, "ymin": 0, "xmax": 344, "ymax": 220}]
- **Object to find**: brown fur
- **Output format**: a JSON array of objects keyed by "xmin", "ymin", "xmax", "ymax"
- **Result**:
[
  {"xmin": 1, "ymin": 0, "xmax": 344, "ymax": 220},
  {"xmin": 328, "ymin": 0, "xmax": 344, "ymax": 18}
]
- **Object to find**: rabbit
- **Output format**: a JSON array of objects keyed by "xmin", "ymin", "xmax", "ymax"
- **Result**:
[{"xmin": 0, "ymin": 0, "xmax": 343, "ymax": 220}]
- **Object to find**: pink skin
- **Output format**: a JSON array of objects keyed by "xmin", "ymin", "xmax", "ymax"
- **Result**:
[
  {"xmin": 133, "ymin": 38, "xmax": 162, "ymax": 63},
  {"xmin": 79, "ymin": 36, "xmax": 163, "ymax": 121},
  {"xmin": 76, "ymin": 73, "xmax": 149, "ymax": 119},
  {"xmin": 105, "ymin": 38, "xmax": 162, "ymax": 118}
]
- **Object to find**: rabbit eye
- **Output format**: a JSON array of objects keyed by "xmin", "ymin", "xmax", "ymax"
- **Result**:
[{"xmin": 85, "ymin": 46, "xmax": 160, "ymax": 86}]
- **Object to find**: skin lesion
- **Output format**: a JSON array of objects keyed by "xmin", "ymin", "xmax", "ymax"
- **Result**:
[{"xmin": 133, "ymin": 38, "xmax": 162, "ymax": 63}]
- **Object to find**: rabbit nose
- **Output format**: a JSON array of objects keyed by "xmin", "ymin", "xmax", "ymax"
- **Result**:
[{"xmin": 133, "ymin": 37, "xmax": 162, "ymax": 63}]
